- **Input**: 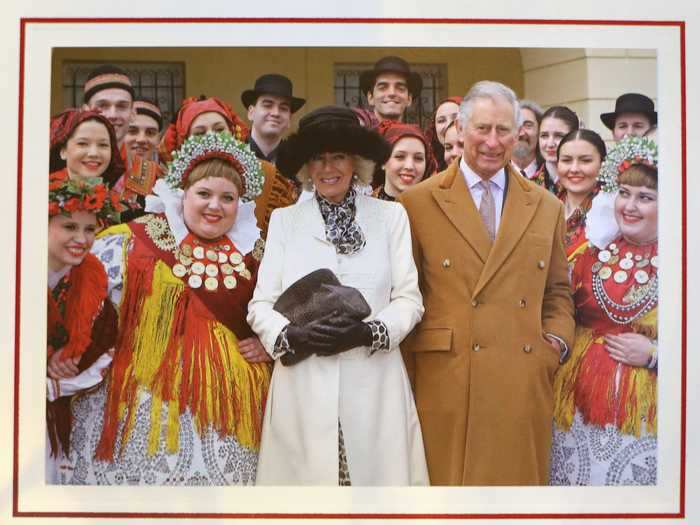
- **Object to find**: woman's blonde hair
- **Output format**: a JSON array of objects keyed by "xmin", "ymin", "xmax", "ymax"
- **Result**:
[
  {"xmin": 295, "ymin": 154, "xmax": 375, "ymax": 192},
  {"xmin": 184, "ymin": 158, "xmax": 244, "ymax": 195}
]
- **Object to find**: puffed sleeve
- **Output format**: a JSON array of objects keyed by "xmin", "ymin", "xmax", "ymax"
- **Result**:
[
  {"xmin": 372, "ymin": 203, "xmax": 424, "ymax": 351},
  {"xmin": 91, "ymin": 224, "xmax": 132, "ymax": 309},
  {"xmin": 247, "ymin": 209, "xmax": 292, "ymax": 356}
]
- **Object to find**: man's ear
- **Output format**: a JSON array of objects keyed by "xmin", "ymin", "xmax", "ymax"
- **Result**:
[
  {"xmin": 247, "ymin": 104, "xmax": 256, "ymax": 122},
  {"xmin": 407, "ymin": 93, "xmax": 413, "ymax": 107},
  {"xmin": 366, "ymin": 91, "xmax": 375, "ymax": 107}
]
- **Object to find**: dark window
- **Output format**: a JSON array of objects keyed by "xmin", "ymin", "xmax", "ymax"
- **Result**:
[
  {"xmin": 62, "ymin": 61, "xmax": 185, "ymax": 124},
  {"xmin": 334, "ymin": 63, "xmax": 447, "ymax": 128}
]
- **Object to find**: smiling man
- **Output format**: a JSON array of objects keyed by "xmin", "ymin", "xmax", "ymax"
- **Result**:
[
  {"xmin": 511, "ymin": 99, "xmax": 543, "ymax": 179},
  {"xmin": 600, "ymin": 93, "xmax": 657, "ymax": 142},
  {"xmin": 359, "ymin": 56, "xmax": 422, "ymax": 124},
  {"xmin": 241, "ymin": 74, "xmax": 305, "ymax": 164},
  {"xmin": 82, "ymin": 64, "xmax": 135, "ymax": 147},
  {"xmin": 124, "ymin": 98, "xmax": 163, "ymax": 162},
  {"xmin": 399, "ymin": 81, "xmax": 574, "ymax": 486}
]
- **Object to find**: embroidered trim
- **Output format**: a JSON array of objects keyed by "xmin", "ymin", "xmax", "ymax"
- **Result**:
[{"xmin": 143, "ymin": 215, "xmax": 177, "ymax": 253}]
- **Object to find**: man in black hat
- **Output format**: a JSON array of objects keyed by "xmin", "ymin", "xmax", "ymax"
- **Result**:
[
  {"xmin": 82, "ymin": 64, "xmax": 135, "ymax": 146},
  {"xmin": 600, "ymin": 93, "xmax": 657, "ymax": 142},
  {"xmin": 241, "ymin": 74, "xmax": 306, "ymax": 164},
  {"xmin": 360, "ymin": 56, "xmax": 422, "ymax": 124}
]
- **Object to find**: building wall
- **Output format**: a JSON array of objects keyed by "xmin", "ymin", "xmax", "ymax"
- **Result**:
[
  {"xmin": 51, "ymin": 47, "xmax": 525, "ymax": 124},
  {"xmin": 521, "ymin": 48, "xmax": 657, "ymax": 142}
]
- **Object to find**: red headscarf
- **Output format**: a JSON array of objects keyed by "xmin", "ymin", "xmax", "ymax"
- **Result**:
[
  {"xmin": 424, "ymin": 96, "xmax": 463, "ymax": 172},
  {"xmin": 49, "ymin": 108, "xmax": 125, "ymax": 188},
  {"xmin": 158, "ymin": 96, "xmax": 249, "ymax": 164},
  {"xmin": 377, "ymin": 120, "xmax": 437, "ymax": 178}
]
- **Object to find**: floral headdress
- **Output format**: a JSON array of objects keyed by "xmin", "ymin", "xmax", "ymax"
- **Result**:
[
  {"xmin": 165, "ymin": 131, "xmax": 264, "ymax": 202},
  {"xmin": 48, "ymin": 170, "xmax": 125, "ymax": 224},
  {"xmin": 598, "ymin": 135, "xmax": 658, "ymax": 193}
]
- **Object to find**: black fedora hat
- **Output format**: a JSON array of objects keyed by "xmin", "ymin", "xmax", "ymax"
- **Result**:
[
  {"xmin": 241, "ymin": 74, "xmax": 306, "ymax": 113},
  {"xmin": 600, "ymin": 93, "xmax": 657, "ymax": 130},
  {"xmin": 276, "ymin": 106, "xmax": 391, "ymax": 180},
  {"xmin": 359, "ymin": 56, "xmax": 423, "ymax": 99}
]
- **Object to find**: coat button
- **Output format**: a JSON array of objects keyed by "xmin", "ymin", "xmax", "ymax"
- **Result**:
[
  {"xmin": 472, "ymin": 343, "xmax": 480, "ymax": 352},
  {"xmin": 442, "ymin": 258, "xmax": 451, "ymax": 268},
  {"xmin": 537, "ymin": 260, "xmax": 546, "ymax": 269},
  {"xmin": 471, "ymin": 299, "xmax": 479, "ymax": 307},
  {"xmin": 523, "ymin": 344, "xmax": 532, "ymax": 353},
  {"xmin": 519, "ymin": 298, "xmax": 526, "ymax": 308}
]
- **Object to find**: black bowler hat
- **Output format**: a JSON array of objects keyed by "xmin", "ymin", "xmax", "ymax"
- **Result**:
[
  {"xmin": 276, "ymin": 106, "xmax": 391, "ymax": 180},
  {"xmin": 359, "ymin": 56, "xmax": 423, "ymax": 99},
  {"xmin": 600, "ymin": 93, "xmax": 657, "ymax": 130},
  {"xmin": 241, "ymin": 74, "xmax": 306, "ymax": 113}
]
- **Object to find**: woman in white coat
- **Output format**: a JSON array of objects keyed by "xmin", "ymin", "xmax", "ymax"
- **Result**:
[{"xmin": 247, "ymin": 106, "xmax": 429, "ymax": 486}]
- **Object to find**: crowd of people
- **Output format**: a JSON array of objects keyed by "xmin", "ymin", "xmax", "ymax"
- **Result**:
[{"xmin": 45, "ymin": 56, "xmax": 659, "ymax": 487}]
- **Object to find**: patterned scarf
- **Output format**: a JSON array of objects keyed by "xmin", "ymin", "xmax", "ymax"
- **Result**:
[{"xmin": 316, "ymin": 188, "xmax": 366, "ymax": 255}]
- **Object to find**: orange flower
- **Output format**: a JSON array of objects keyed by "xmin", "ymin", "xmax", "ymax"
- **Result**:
[
  {"xmin": 63, "ymin": 197, "xmax": 80, "ymax": 213},
  {"xmin": 48, "ymin": 202, "xmax": 60, "ymax": 216},
  {"xmin": 83, "ymin": 192, "xmax": 103, "ymax": 211},
  {"xmin": 49, "ymin": 170, "xmax": 69, "ymax": 190}
]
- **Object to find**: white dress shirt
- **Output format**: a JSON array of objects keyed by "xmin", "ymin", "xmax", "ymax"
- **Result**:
[
  {"xmin": 511, "ymin": 158, "xmax": 538, "ymax": 179},
  {"xmin": 460, "ymin": 157, "xmax": 506, "ymax": 234}
]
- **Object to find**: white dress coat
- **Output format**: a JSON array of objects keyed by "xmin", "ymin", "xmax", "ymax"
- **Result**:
[{"xmin": 247, "ymin": 194, "xmax": 429, "ymax": 486}]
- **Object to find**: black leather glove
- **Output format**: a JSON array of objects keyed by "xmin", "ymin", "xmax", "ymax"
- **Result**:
[
  {"xmin": 314, "ymin": 313, "xmax": 373, "ymax": 356},
  {"xmin": 286, "ymin": 310, "xmax": 343, "ymax": 357}
]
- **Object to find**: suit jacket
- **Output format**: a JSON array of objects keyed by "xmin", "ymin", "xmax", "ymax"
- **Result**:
[
  {"xmin": 399, "ymin": 161, "xmax": 575, "ymax": 486},
  {"xmin": 248, "ymin": 195, "xmax": 428, "ymax": 485}
]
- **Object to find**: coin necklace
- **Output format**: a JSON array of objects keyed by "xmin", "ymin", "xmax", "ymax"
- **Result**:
[{"xmin": 171, "ymin": 236, "xmax": 252, "ymax": 292}]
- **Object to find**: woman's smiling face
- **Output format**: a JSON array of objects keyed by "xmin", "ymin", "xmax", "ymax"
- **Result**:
[{"xmin": 183, "ymin": 176, "xmax": 239, "ymax": 240}]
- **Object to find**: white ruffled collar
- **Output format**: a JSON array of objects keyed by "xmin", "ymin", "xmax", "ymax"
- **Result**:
[
  {"xmin": 144, "ymin": 178, "xmax": 260, "ymax": 256},
  {"xmin": 585, "ymin": 190, "xmax": 622, "ymax": 250}
]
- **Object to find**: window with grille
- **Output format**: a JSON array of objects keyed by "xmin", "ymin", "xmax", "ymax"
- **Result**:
[
  {"xmin": 62, "ymin": 61, "xmax": 185, "ymax": 124},
  {"xmin": 334, "ymin": 63, "xmax": 447, "ymax": 128}
]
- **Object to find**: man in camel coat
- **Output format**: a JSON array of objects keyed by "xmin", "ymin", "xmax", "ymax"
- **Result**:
[{"xmin": 399, "ymin": 81, "xmax": 575, "ymax": 486}]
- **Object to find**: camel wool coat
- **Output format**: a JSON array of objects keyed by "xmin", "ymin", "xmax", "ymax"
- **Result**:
[{"xmin": 398, "ymin": 162, "xmax": 575, "ymax": 486}]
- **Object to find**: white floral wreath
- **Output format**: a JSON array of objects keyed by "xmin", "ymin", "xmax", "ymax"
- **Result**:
[
  {"xmin": 165, "ymin": 131, "xmax": 264, "ymax": 202},
  {"xmin": 598, "ymin": 135, "xmax": 658, "ymax": 193}
]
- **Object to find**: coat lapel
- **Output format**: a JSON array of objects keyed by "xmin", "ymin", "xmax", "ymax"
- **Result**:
[
  {"xmin": 473, "ymin": 166, "xmax": 541, "ymax": 297},
  {"xmin": 431, "ymin": 163, "xmax": 492, "ymax": 264},
  {"xmin": 304, "ymin": 196, "xmax": 332, "ymax": 245}
]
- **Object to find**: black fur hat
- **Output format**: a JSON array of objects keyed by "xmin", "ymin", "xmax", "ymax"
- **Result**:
[{"xmin": 276, "ymin": 106, "xmax": 391, "ymax": 180}]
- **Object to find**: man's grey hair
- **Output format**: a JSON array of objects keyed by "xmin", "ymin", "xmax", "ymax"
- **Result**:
[
  {"xmin": 518, "ymin": 99, "xmax": 544, "ymax": 123},
  {"xmin": 458, "ymin": 81, "xmax": 521, "ymax": 132}
]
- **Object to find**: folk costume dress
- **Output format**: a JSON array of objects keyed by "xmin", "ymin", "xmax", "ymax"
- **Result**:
[
  {"xmin": 114, "ymin": 144, "xmax": 165, "ymax": 222},
  {"xmin": 46, "ymin": 254, "xmax": 118, "ymax": 483},
  {"xmin": 63, "ymin": 180, "xmax": 271, "ymax": 485},
  {"xmin": 559, "ymin": 188, "xmax": 598, "ymax": 269},
  {"xmin": 550, "ymin": 237, "xmax": 658, "ymax": 485}
]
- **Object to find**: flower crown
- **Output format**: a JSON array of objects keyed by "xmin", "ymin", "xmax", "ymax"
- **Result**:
[
  {"xmin": 48, "ymin": 170, "xmax": 125, "ymax": 224},
  {"xmin": 165, "ymin": 132, "xmax": 264, "ymax": 202},
  {"xmin": 598, "ymin": 135, "xmax": 658, "ymax": 193}
]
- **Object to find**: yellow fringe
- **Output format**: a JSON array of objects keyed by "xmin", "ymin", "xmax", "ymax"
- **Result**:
[
  {"xmin": 553, "ymin": 326, "xmax": 596, "ymax": 431},
  {"xmin": 553, "ymin": 308, "xmax": 658, "ymax": 436},
  {"xmin": 118, "ymin": 260, "xmax": 270, "ymax": 455}
]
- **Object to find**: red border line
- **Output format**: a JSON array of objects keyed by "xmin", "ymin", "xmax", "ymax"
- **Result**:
[
  {"xmin": 678, "ymin": 19, "xmax": 687, "ymax": 519},
  {"xmin": 19, "ymin": 16, "xmax": 683, "ymax": 26},
  {"xmin": 10, "ymin": 512, "xmax": 687, "ymax": 520},
  {"xmin": 12, "ymin": 17, "xmax": 26, "ymax": 520},
  {"xmin": 14, "ymin": 16, "xmax": 686, "ymax": 520}
]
